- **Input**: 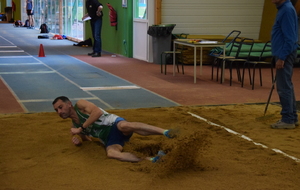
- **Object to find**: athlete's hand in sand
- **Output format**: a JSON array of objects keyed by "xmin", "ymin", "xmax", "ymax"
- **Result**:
[
  {"xmin": 70, "ymin": 127, "xmax": 82, "ymax": 135},
  {"xmin": 72, "ymin": 135, "xmax": 82, "ymax": 146},
  {"xmin": 72, "ymin": 134, "xmax": 92, "ymax": 146}
]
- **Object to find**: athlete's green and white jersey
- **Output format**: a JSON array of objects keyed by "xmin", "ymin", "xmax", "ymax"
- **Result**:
[{"xmin": 72, "ymin": 104, "xmax": 119, "ymax": 145}]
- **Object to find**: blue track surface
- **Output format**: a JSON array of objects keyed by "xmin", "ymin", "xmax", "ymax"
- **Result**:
[{"xmin": 0, "ymin": 24, "xmax": 179, "ymax": 112}]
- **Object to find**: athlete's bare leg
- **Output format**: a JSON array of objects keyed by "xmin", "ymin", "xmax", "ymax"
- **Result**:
[
  {"xmin": 117, "ymin": 121, "xmax": 166, "ymax": 136},
  {"xmin": 106, "ymin": 144, "xmax": 151, "ymax": 162}
]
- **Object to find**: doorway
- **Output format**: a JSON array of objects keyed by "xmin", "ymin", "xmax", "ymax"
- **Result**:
[{"xmin": 133, "ymin": 0, "xmax": 154, "ymax": 62}]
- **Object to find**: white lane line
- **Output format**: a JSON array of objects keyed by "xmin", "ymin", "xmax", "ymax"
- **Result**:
[
  {"xmin": 188, "ymin": 112, "xmax": 300, "ymax": 163},
  {"xmin": 0, "ymin": 71, "xmax": 55, "ymax": 74},
  {"xmin": 80, "ymin": 86, "xmax": 141, "ymax": 91},
  {"xmin": 0, "ymin": 56, "xmax": 33, "ymax": 58},
  {"xmin": 19, "ymin": 97, "xmax": 99, "ymax": 103},
  {"xmin": 0, "ymin": 62, "xmax": 42, "ymax": 65},
  {"xmin": 0, "ymin": 36, "xmax": 15, "ymax": 46},
  {"xmin": 0, "ymin": 46, "xmax": 18, "ymax": 48},
  {"xmin": 0, "ymin": 50, "xmax": 25, "ymax": 52}
]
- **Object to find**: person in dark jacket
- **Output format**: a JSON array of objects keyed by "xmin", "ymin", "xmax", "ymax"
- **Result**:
[
  {"xmin": 270, "ymin": 0, "xmax": 299, "ymax": 129},
  {"xmin": 82, "ymin": 0, "xmax": 103, "ymax": 57}
]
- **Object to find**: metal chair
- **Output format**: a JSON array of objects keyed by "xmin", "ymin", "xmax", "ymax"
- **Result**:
[
  {"xmin": 160, "ymin": 44, "xmax": 184, "ymax": 75},
  {"xmin": 224, "ymin": 38, "xmax": 255, "ymax": 86},
  {"xmin": 210, "ymin": 30, "xmax": 241, "ymax": 82},
  {"xmin": 242, "ymin": 41, "xmax": 274, "ymax": 90},
  {"xmin": 160, "ymin": 33, "xmax": 188, "ymax": 75}
]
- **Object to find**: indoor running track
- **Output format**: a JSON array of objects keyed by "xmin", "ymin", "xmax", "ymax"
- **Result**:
[{"xmin": 0, "ymin": 24, "xmax": 179, "ymax": 113}]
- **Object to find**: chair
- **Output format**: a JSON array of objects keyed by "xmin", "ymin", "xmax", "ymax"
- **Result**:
[
  {"xmin": 160, "ymin": 33, "xmax": 188, "ymax": 75},
  {"xmin": 210, "ymin": 30, "xmax": 241, "ymax": 82},
  {"xmin": 224, "ymin": 38, "xmax": 255, "ymax": 86},
  {"xmin": 242, "ymin": 41, "xmax": 274, "ymax": 90},
  {"xmin": 161, "ymin": 45, "xmax": 184, "ymax": 75}
]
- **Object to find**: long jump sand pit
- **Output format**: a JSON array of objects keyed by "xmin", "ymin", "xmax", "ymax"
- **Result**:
[{"xmin": 1, "ymin": 104, "xmax": 300, "ymax": 190}]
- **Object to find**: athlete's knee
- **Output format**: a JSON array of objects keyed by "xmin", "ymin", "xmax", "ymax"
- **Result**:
[
  {"xmin": 106, "ymin": 144, "xmax": 123, "ymax": 160},
  {"xmin": 117, "ymin": 121, "xmax": 135, "ymax": 133},
  {"xmin": 106, "ymin": 148, "xmax": 122, "ymax": 160}
]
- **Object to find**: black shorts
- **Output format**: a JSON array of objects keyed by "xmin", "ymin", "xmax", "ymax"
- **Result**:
[
  {"xmin": 106, "ymin": 117, "xmax": 132, "ymax": 147},
  {"xmin": 27, "ymin": 10, "xmax": 34, "ymax": 16}
]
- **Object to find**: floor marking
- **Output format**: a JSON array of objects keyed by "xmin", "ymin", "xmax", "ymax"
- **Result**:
[
  {"xmin": 80, "ymin": 85, "xmax": 141, "ymax": 91},
  {"xmin": 27, "ymin": 56, "xmax": 115, "ymax": 110},
  {"xmin": 0, "ymin": 62, "xmax": 42, "ymax": 65},
  {"xmin": 0, "ymin": 46, "xmax": 17, "ymax": 48},
  {"xmin": 188, "ymin": 112, "xmax": 300, "ymax": 163},
  {"xmin": 0, "ymin": 71, "xmax": 55, "ymax": 74},
  {"xmin": 0, "ymin": 56, "xmax": 33, "ymax": 58},
  {"xmin": 0, "ymin": 36, "xmax": 15, "ymax": 46},
  {"xmin": 0, "ymin": 50, "xmax": 24, "ymax": 52},
  {"xmin": 20, "ymin": 97, "xmax": 99, "ymax": 103},
  {"xmin": 71, "ymin": 56, "xmax": 180, "ymax": 107}
]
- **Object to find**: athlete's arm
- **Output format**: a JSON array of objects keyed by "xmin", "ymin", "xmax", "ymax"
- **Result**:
[
  {"xmin": 76, "ymin": 99, "xmax": 103, "ymax": 129},
  {"xmin": 70, "ymin": 124, "xmax": 92, "ymax": 143}
]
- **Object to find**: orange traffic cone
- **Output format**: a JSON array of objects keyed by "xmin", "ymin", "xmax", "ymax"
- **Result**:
[{"xmin": 38, "ymin": 44, "xmax": 45, "ymax": 57}]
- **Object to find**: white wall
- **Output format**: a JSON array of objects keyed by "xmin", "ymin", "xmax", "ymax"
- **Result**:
[{"xmin": 161, "ymin": 0, "xmax": 265, "ymax": 39}]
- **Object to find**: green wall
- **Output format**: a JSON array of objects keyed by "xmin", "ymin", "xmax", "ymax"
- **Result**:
[
  {"xmin": 0, "ymin": 0, "xmax": 21, "ymax": 21},
  {"xmin": 84, "ymin": 0, "xmax": 133, "ymax": 57},
  {"xmin": 0, "ymin": 0, "xmax": 6, "ymax": 13},
  {"xmin": 13, "ymin": 0, "xmax": 21, "ymax": 20}
]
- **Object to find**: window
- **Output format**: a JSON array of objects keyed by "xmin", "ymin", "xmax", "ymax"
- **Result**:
[
  {"xmin": 32, "ymin": 0, "xmax": 84, "ymax": 40},
  {"xmin": 134, "ymin": 0, "xmax": 147, "ymax": 19}
]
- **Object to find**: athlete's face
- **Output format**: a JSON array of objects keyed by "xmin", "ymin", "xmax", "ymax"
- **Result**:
[{"xmin": 53, "ymin": 99, "xmax": 72, "ymax": 119}]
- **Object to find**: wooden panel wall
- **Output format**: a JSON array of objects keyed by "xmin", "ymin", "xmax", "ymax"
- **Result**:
[
  {"xmin": 259, "ymin": 0, "xmax": 277, "ymax": 42},
  {"xmin": 155, "ymin": 0, "xmax": 162, "ymax": 25},
  {"xmin": 159, "ymin": 0, "xmax": 264, "ymax": 40}
]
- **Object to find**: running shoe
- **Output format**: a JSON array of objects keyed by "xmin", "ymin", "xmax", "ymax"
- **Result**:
[
  {"xmin": 151, "ymin": 150, "xmax": 166, "ymax": 163},
  {"xmin": 163, "ymin": 129, "xmax": 178, "ymax": 138}
]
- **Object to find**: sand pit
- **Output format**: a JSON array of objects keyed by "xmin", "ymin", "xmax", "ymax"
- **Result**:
[{"xmin": 1, "ymin": 104, "xmax": 300, "ymax": 190}]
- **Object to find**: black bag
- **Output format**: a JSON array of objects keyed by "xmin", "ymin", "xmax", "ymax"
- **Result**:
[
  {"xmin": 24, "ymin": 19, "xmax": 29, "ymax": 27},
  {"xmin": 40, "ymin": 23, "xmax": 49, "ymax": 33},
  {"xmin": 38, "ymin": 35, "xmax": 49, "ymax": 39},
  {"xmin": 14, "ymin": 20, "xmax": 22, "ymax": 27},
  {"xmin": 73, "ymin": 38, "xmax": 93, "ymax": 46}
]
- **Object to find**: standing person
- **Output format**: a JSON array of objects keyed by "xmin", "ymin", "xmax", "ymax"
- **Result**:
[
  {"xmin": 82, "ymin": 0, "xmax": 103, "ymax": 57},
  {"xmin": 270, "ymin": 0, "xmax": 299, "ymax": 129},
  {"xmin": 52, "ymin": 96, "xmax": 176, "ymax": 162},
  {"xmin": 25, "ymin": 0, "xmax": 34, "ymax": 28},
  {"xmin": 41, "ymin": 0, "xmax": 48, "ymax": 24}
]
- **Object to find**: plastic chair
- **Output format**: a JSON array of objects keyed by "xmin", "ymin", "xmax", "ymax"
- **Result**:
[{"xmin": 242, "ymin": 41, "xmax": 274, "ymax": 90}]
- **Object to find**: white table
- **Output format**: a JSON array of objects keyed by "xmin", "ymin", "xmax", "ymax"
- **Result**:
[{"xmin": 173, "ymin": 39, "xmax": 226, "ymax": 83}]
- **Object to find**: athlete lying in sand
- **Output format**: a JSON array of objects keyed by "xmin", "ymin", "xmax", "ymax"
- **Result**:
[{"xmin": 52, "ymin": 96, "xmax": 176, "ymax": 162}]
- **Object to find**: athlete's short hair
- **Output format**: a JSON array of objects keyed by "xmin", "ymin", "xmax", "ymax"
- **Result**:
[{"xmin": 52, "ymin": 96, "xmax": 70, "ymax": 105}]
